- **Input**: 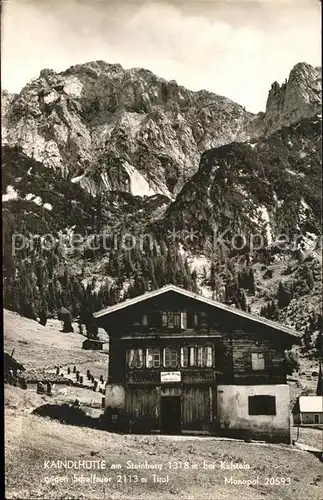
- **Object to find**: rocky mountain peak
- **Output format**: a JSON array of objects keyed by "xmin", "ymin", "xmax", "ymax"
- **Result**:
[
  {"xmin": 2, "ymin": 60, "xmax": 253, "ymax": 199},
  {"xmin": 264, "ymin": 62, "xmax": 321, "ymax": 135}
]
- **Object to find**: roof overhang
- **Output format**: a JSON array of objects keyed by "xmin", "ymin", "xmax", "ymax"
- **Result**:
[{"xmin": 93, "ymin": 284, "xmax": 301, "ymax": 339}]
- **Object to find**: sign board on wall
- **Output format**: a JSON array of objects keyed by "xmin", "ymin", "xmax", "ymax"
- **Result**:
[{"xmin": 160, "ymin": 371, "xmax": 181, "ymax": 383}]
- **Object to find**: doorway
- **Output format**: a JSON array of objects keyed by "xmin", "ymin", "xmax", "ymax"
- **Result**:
[{"xmin": 160, "ymin": 396, "xmax": 181, "ymax": 434}]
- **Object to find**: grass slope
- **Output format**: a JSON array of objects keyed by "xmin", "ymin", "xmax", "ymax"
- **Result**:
[{"xmin": 4, "ymin": 309, "xmax": 108, "ymax": 375}]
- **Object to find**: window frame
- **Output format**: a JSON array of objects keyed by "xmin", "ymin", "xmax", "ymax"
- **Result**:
[
  {"xmin": 146, "ymin": 347, "xmax": 161, "ymax": 368},
  {"xmin": 163, "ymin": 347, "xmax": 179, "ymax": 368},
  {"xmin": 128, "ymin": 348, "xmax": 144, "ymax": 369},
  {"xmin": 251, "ymin": 352, "xmax": 265, "ymax": 371},
  {"xmin": 248, "ymin": 395, "xmax": 276, "ymax": 416},
  {"xmin": 161, "ymin": 311, "xmax": 185, "ymax": 329},
  {"xmin": 180, "ymin": 346, "xmax": 189, "ymax": 367},
  {"xmin": 188, "ymin": 346, "xmax": 213, "ymax": 367}
]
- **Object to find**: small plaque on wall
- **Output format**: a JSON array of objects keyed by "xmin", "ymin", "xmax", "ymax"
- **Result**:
[{"xmin": 160, "ymin": 371, "xmax": 181, "ymax": 383}]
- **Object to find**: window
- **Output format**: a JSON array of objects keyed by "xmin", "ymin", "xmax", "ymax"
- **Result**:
[
  {"xmin": 206, "ymin": 346, "xmax": 213, "ymax": 367},
  {"xmin": 187, "ymin": 312, "xmax": 199, "ymax": 328},
  {"xmin": 189, "ymin": 347, "xmax": 196, "ymax": 366},
  {"xmin": 162, "ymin": 312, "xmax": 186, "ymax": 329},
  {"xmin": 248, "ymin": 395, "xmax": 276, "ymax": 415},
  {"xmin": 163, "ymin": 347, "xmax": 178, "ymax": 368},
  {"xmin": 181, "ymin": 312, "xmax": 187, "ymax": 329},
  {"xmin": 188, "ymin": 346, "xmax": 213, "ymax": 367},
  {"xmin": 153, "ymin": 349, "xmax": 161, "ymax": 368},
  {"xmin": 146, "ymin": 348, "xmax": 161, "ymax": 368},
  {"xmin": 128, "ymin": 349, "xmax": 144, "ymax": 368},
  {"xmin": 197, "ymin": 347, "xmax": 204, "ymax": 367},
  {"xmin": 146, "ymin": 348, "xmax": 152, "ymax": 368},
  {"xmin": 251, "ymin": 353, "xmax": 265, "ymax": 371},
  {"xmin": 180, "ymin": 347, "xmax": 189, "ymax": 367},
  {"xmin": 314, "ymin": 414, "xmax": 319, "ymax": 424},
  {"xmin": 199, "ymin": 312, "xmax": 208, "ymax": 326},
  {"xmin": 142, "ymin": 314, "xmax": 148, "ymax": 326}
]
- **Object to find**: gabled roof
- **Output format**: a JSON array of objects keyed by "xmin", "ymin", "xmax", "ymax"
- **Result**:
[
  {"xmin": 4, "ymin": 352, "xmax": 25, "ymax": 371},
  {"xmin": 299, "ymin": 396, "xmax": 323, "ymax": 413},
  {"xmin": 93, "ymin": 284, "xmax": 301, "ymax": 338},
  {"xmin": 82, "ymin": 338, "xmax": 107, "ymax": 344}
]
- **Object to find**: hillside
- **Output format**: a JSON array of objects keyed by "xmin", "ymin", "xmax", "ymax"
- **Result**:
[{"xmin": 3, "ymin": 309, "xmax": 108, "ymax": 375}]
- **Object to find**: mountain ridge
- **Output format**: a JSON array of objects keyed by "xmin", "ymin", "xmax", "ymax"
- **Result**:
[{"xmin": 3, "ymin": 60, "xmax": 321, "ymax": 200}]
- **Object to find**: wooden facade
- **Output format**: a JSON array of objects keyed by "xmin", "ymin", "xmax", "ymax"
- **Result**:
[{"xmin": 94, "ymin": 285, "xmax": 301, "ymax": 441}]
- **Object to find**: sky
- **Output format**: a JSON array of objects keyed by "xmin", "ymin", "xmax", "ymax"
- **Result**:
[{"xmin": 1, "ymin": 0, "xmax": 321, "ymax": 112}]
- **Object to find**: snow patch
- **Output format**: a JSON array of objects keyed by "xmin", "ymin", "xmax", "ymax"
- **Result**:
[
  {"xmin": 44, "ymin": 91, "xmax": 60, "ymax": 105},
  {"xmin": 301, "ymin": 199, "xmax": 310, "ymax": 211},
  {"xmin": 33, "ymin": 196, "xmax": 42, "ymax": 206},
  {"xmin": 178, "ymin": 243, "xmax": 187, "ymax": 258},
  {"xmin": 25, "ymin": 193, "xmax": 43, "ymax": 205},
  {"xmin": 301, "ymin": 232, "xmax": 319, "ymax": 252},
  {"xmin": 285, "ymin": 168, "xmax": 304, "ymax": 177},
  {"xmin": 63, "ymin": 76, "xmax": 83, "ymax": 98},
  {"xmin": 235, "ymin": 185, "xmax": 249, "ymax": 198},
  {"xmin": 251, "ymin": 205, "xmax": 272, "ymax": 244},
  {"xmin": 299, "ymin": 198, "xmax": 311, "ymax": 223},
  {"xmin": 71, "ymin": 174, "xmax": 86, "ymax": 184},
  {"xmin": 187, "ymin": 254, "xmax": 210, "ymax": 275},
  {"xmin": 2, "ymin": 185, "xmax": 18, "ymax": 201},
  {"xmin": 123, "ymin": 164, "xmax": 158, "ymax": 197}
]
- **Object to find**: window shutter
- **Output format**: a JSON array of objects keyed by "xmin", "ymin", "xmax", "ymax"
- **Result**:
[
  {"xmin": 200, "ymin": 312, "xmax": 208, "ymax": 327},
  {"xmin": 151, "ymin": 311, "xmax": 161, "ymax": 326},
  {"xmin": 146, "ymin": 348, "xmax": 153, "ymax": 368},
  {"xmin": 187, "ymin": 312, "xmax": 194, "ymax": 328},
  {"xmin": 142, "ymin": 314, "xmax": 148, "ymax": 326},
  {"xmin": 245, "ymin": 351, "xmax": 252, "ymax": 369},
  {"xmin": 264, "ymin": 352, "xmax": 272, "ymax": 368},
  {"xmin": 181, "ymin": 312, "xmax": 187, "ymax": 329}
]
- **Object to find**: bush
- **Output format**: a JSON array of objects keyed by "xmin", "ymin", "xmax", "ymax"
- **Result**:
[{"xmin": 285, "ymin": 350, "xmax": 300, "ymax": 373}]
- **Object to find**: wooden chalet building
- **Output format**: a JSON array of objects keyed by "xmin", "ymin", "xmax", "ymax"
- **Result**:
[{"xmin": 94, "ymin": 284, "xmax": 301, "ymax": 442}]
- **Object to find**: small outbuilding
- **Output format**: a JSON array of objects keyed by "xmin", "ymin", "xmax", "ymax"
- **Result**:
[
  {"xmin": 82, "ymin": 338, "xmax": 107, "ymax": 351},
  {"xmin": 293, "ymin": 396, "xmax": 323, "ymax": 425},
  {"xmin": 4, "ymin": 352, "xmax": 25, "ymax": 379}
]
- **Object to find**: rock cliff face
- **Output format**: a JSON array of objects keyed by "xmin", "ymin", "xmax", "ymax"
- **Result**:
[
  {"xmin": 263, "ymin": 63, "xmax": 321, "ymax": 135},
  {"xmin": 161, "ymin": 114, "xmax": 322, "ymax": 254},
  {"xmin": 2, "ymin": 61, "xmax": 253, "ymax": 198}
]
